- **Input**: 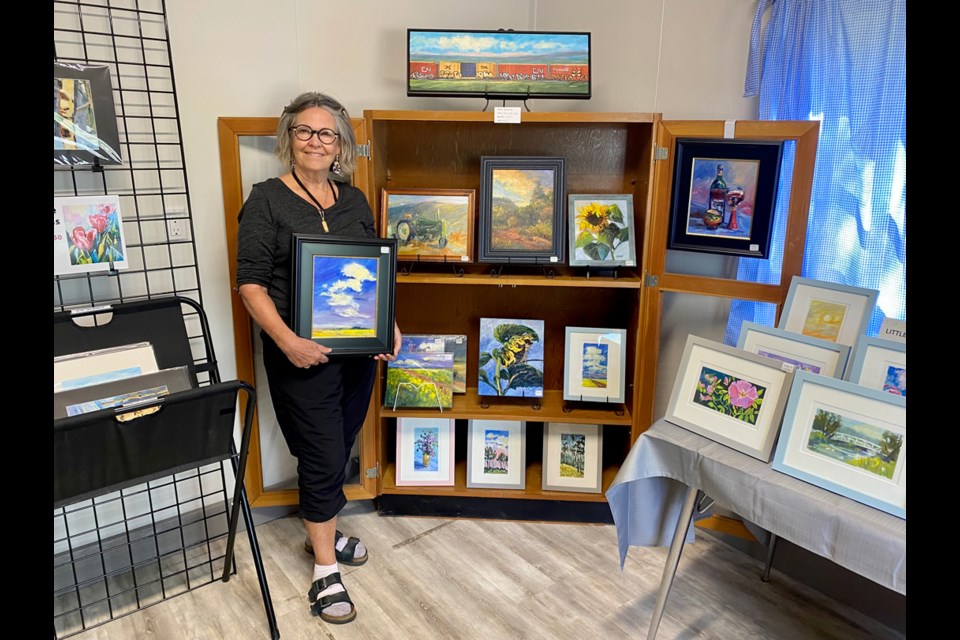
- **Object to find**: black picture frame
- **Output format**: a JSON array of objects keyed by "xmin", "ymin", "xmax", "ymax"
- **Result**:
[
  {"xmin": 478, "ymin": 156, "xmax": 566, "ymax": 264},
  {"xmin": 54, "ymin": 61, "xmax": 123, "ymax": 166},
  {"xmin": 407, "ymin": 29, "xmax": 591, "ymax": 100},
  {"xmin": 667, "ymin": 138, "xmax": 784, "ymax": 258},
  {"xmin": 291, "ymin": 234, "xmax": 398, "ymax": 357}
]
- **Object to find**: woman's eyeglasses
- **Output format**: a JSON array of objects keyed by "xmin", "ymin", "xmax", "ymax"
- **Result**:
[{"xmin": 289, "ymin": 126, "xmax": 339, "ymax": 144}]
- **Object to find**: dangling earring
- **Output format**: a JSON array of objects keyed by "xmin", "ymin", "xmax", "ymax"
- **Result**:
[{"xmin": 331, "ymin": 154, "xmax": 342, "ymax": 175}]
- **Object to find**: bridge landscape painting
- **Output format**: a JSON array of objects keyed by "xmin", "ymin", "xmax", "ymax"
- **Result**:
[{"xmin": 806, "ymin": 408, "xmax": 903, "ymax": 480}]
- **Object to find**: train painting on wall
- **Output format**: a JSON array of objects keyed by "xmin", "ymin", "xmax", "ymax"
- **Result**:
[{"xmin": 407, "ymin": 29, "xmax": 591, "ymax": 100}]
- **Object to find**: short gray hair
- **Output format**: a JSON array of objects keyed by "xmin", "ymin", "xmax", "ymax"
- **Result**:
[{"xmin": 275, "ymin": 91, "xmax": 356, "ymax": 177}]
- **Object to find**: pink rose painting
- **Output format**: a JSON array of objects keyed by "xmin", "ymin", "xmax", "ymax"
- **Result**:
[
  {"xmin": 693, "ymin": 366, "xmax": 766, "ymax": 425},
  {"xmin": 61, "ymin": 199, "xmax": 126, "ymax": 267}
]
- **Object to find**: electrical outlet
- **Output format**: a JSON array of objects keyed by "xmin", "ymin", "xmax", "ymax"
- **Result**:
[{"xmin": 168, "ymin": 219, "xmax": 187, "ymax": 239}]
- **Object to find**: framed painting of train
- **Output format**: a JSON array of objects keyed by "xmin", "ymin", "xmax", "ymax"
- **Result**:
[
  {"xmin": 407, "ymin": 29, "xmax": 591, "ymax": 100},
  {"xmin": 381, "ymin": 188, "xmax": 476, "ymax": 263}
]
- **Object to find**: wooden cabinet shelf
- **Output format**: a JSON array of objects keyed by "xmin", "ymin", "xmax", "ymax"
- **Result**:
[
  {"xmin": 381, "ymin": 460, "xmax": 622, "ymax": 503},
  {"xmin": 380, "ymin": 388, "xmax": 632, "ymax": 425}
]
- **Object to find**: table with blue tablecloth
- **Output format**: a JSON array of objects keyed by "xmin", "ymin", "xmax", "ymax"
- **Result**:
[{"xmin": 606, "ymin": 419, "xmax": 906, "ymax": 638}]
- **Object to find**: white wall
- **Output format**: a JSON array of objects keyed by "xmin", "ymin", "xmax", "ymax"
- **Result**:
[{"xmin": 166, "ymin": 0, "xmax": 760, "ymax": 387}]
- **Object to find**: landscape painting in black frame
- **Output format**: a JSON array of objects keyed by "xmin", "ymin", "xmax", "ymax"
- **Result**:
[
  {"xmin": 54, "ymin": 61, "xmax": 123, "ymax": 166},
  {"xmin": 667, "ymin": 138, "xmax": 784, "ymax": 258},
  {"xmin": 291, "ymin": 234, "xmax": 398, "ymax": 357},
  {"xmin": 407, "ymin": 29, "xmax": 591, "ymax": 100}
]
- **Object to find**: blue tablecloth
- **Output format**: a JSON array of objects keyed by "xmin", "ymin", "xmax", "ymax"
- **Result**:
[{"xmin": 606, "ymin": 419, "xmax": 906, "ymax": 595}]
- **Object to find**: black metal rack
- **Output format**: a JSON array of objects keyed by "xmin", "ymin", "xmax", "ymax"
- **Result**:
[{"xmin": 53, "ymin": 296, "xmax": 279, "ymax": 639}]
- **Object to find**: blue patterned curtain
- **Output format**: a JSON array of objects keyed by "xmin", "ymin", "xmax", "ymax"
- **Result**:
[{"xmin": 725, "ymin": 0, "xmax": 906, "ymax": 344}]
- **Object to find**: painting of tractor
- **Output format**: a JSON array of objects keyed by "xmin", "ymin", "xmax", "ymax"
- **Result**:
[{"xmin": 394, "ymin": 208, "xmax": 448, "ymax": 249}]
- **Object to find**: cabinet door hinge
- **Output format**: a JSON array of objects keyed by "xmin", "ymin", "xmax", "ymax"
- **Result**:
[
  {"xmin": 365, "ymin": 463, "xmax": 379, "ymax": 479},
  {"xmin": 654, "ymin": 147, "xmax": 668, "ymax": 161},
  {"xmin": 356, "ymin": 142, "xmax": 371, "ymax": 158},
  {"xmin": 644, "ymin": 274, "xmax": 659, "ymax": 288}
]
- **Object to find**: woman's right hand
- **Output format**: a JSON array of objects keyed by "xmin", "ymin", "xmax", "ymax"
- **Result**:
[{"xmin": 279, "ymin": 334, "xmax": 333, "ymax": 369}]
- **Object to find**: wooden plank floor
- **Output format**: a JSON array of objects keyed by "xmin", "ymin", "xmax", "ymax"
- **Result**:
[{"xmin": 71, "ymin": 500, "xmax": 904, "ymax": 640}]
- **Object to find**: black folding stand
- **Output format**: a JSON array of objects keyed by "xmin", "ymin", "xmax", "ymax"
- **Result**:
[{"xmin": 53, "ymin": 296, "xmax": 279, "ymax": 639}]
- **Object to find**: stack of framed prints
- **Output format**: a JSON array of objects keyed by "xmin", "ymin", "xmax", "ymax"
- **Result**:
[
  {"xmin": 737, "ymin": 321, "xmax": 850, "ymax": 379},
  {"xmin": 563, "ymin": 327, "xmax": 627, "ymax": 403},
  {"xmin": 381, "ymin": 188, "xmax": 475, "ymax": 263},
  {"xmin": 395, "ymin": 418, "xmax": 455, "ymax": 487},
  {"xmin": 567, "ymin": 194, "xmax": 637, "ymax": 267},
  {"xmin": 54, "ymin": 342, "xmax": 158, "ymax": 392},
  {"xmin": 772, "ymin": 371, "xmax": 906, "ymax": 518},
  {"xmin": 478, "ymin": 318, "xmax": 544, "ymax": 398},
  {"xmin": 400, "ymin": 334, "xmax": 468, "ymax": 394},
  {"xmin": 845, "ymin": 336, "xmax": 906, "ymax": 397},
  {"xmin": 541, "ymin": 423, "xmax": 603, "ymax": 493},
  {"xmin": 54, "ymin": 366, "xmax": 193, "ymax": 419},
  {"xmin": 665, "ymin": 335, "xmax": 795, "ymax": 461},
  {"xmin": 54, "ymin": 195, "xmax": 129, "ymax": 276},
  {"xmin": 466, "ymin": 420, "xmax": 526, "ymax": 489},
  {"xmin": 778, "ymin": 276, "xmax": 879, "ymax": 348}
]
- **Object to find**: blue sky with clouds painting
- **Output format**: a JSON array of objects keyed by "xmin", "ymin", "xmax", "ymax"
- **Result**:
[
  {"xmin": 311, "ymin": 256, "xmax": 378, "ymax": 330},
  {"xmin": 581, "ymin": 343, "xmax": 608, "ymax": 380}
]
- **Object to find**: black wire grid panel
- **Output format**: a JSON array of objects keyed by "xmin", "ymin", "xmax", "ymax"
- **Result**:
[
  {"xmin": 53, "ymin": 2, "xmax": 235, "ymax": 637},
  {"xmin": 54, "ymin": 0, "xmax": 202, "ymax": 320}
]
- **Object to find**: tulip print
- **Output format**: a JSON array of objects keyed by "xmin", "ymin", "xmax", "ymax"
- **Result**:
[{"xmin": 64, "ymin": 201, "xmax": 125, "ymax": 266}]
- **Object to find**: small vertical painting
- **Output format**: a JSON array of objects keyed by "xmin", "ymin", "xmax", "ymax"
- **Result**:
[
  {"xmin": 490, "ymin": 168, "xmax": 557, "ymax": 252},
  {"xmin": 581, "ymin": 343, "xmax": 608, "ymax": 388},
  {"xmin": 800, "ymin": 299, "xmax": 848, "ymax": 342},
  {"xmin": 483, "ymin": 429, "xmax": 510, "ymax": 475},
  {"xmin": 560, "ymin": 432, "xmax": 586, "ymax": 478},
  {"xmin": 310, "ymin": 256, "xmax": 379, "ymax": 338},
  {"xmin": 883, "ymin": 366, "xmax": 906, "ymax": 397},
  {"xmin": 413, "ymin": 426, "xmax": 440, "ymax": 472}
]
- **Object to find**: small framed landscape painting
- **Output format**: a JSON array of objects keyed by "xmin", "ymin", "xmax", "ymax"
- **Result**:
[
  {"xmin": 478, "ymin": 318, "xmax": 544, "ymax": 398},
  {"xmin": 291, "ymin": 234, "xmax": 397, "ymax": 357},
  {"xmin": 466, "ymin": 420, "xmax": 526, "ymax": 489},
  {"xmin": 772, "ymin": 371, "xmax": 906, "ymax": 519},
  {"xmin": 665, "ymin": 334, "xmax": 795, "ymax": 462},
  {"xmin": 845, "ymin": 336, "xmax": 906, "ymax": 398},
  {"xmin": 384, "ymin": 351, "xmax": 454, "ymax": 410},
  {"xmin": 563, "ymin": 327, "xmax": 627, "ymax": 403},
  {"xmin": 400, "ymin": 334, "xmax": 468, "ymax": 394},
  {"xmin": 778, "ymin": 276, "xmax": 879, "ymax": 348},
  {"xmin": 381, "ymin": 188, "xmax": 475, "ymax": 263},
  {"xmin": 568, "ymin": 194, "xmax": 636, "ymax": 267},
  {"xmin": 395, "ymin": 418, "xmax": 455, "ymax": 486},
  {"xmin": 478, "ymin": 156, "xmax": 566, "ymax": 264},
  {"xmin": 541, "ymin": 422, "xmax": 603, "ymax": 494},
  {"xmin": 737, "ymin": 321, "xmax": 851, "ymax": 379}
]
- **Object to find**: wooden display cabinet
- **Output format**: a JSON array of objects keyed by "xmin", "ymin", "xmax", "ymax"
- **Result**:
[{"xmin": 360, "ymin": 111, "xmax": 659, "ymax": 509}]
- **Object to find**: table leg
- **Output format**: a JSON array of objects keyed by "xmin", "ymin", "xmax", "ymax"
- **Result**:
[
  {"xmin": 761, "ymin": 533, "xmax": 779, "ymax": 582},
  {"xmin": 647, "ymin": 485, "xmax": 700, "ymax": 640}
]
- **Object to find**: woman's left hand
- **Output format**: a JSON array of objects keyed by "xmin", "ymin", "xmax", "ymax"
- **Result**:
[{"xmin": 374, "ymin": 322, "xmax": 402, "ymax": 362}]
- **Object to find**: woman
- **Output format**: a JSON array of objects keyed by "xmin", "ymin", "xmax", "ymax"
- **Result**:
[{"xmin": 236, "ymin": 91, "xmax": 400, "ymax": 625}]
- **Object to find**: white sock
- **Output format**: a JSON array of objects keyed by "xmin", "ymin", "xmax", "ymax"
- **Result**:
[
  {"xmin": 335, "ymin": 535, "xmax": 367, "ymax": 561},
  {"xmin": 312, "ymin": 562, "xmax": 352, "ymax": 618}
]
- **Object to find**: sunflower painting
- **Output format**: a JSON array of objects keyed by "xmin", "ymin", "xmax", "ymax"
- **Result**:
[
  {"xmin": 568, "ymin": 194, "xmax": 636, "ymax": 266},
  {"xmin": 478, "ymin": 318, "xmax": 545, "ymax": 397}
]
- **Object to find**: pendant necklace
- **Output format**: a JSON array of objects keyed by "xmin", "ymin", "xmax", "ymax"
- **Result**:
[{"xmin": 291, "ymin": 169, "xmax": 337, "ymax": 233}]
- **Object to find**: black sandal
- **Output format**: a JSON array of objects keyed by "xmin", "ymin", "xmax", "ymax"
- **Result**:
[
  {"xmin": 304, "ymin": 530, "xmax": 369, "ymax": 566},
  {"xmin": 308, "ymin": 572, "xmax": 357, "ymax": 624}
]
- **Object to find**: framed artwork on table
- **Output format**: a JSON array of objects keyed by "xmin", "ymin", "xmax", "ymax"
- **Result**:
[
  {"xmin": 541, "ymin": 423, "xmax": 603, "ymax": 493},
  {"xmin": 384, "ymin": 352, "xmax": 454, "ymax": 410},
  {"xmin": 400, "ymin": 334, "xmax": 468, "ymax": 394},
  {"xmin": 407, "ymin": 29, "xmax": 591, "ymax": 100},
  {"xmin": 395, "ymin": 418, "xmax": 456, "ymax": 486},
  {"xmin": 737, "ymin": 321, "xmax": 851, "ymax": 379},
  {"xmin": 54, "ymin": 195, "xmax": 129, "ymax": 275},
  {"xmin": 567, "ymin": 194, "xmax": 637, "ymax": 267},
  {"xmin": 778, "ymin": 276, "xmax": 879, "ymax": 347},
  {"xmin": 665, "ymin": 334, "xmax": 795, "ymax": 462},
  {"xmin": 466, "ymin": 419, "xmax": 526, "ymax": 489},
  {"xmin": 563, "ymin": 327, "xmax": 627, "ymax": 403},
  {"xmin": 478, "ymin": 156, "xmax": 566, "ymax": 264},
  {"xmin": 54, "ymin": 61, "xmax": 122, "ymax": 166},
  {"xmin": 381, "ymin": 188, "xmax": 475, "ymax": 263},
  {"xmin": 845, "ymin": 336, "xmax": 906, "ymax": 398},
  {"xmin": 667, "ymin": 138, "xmax": 783, "ymax": 257},
  {"xmin": 291, "ymin": 234, "xmax": 397, "ymax": 357},
  {"xmin": 478, "ymin": 318, "xmax": 544, "ymax": 398},
  {"xmin": 772, "ymin": 371, "xmax": 906, "ymax": 519}
]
